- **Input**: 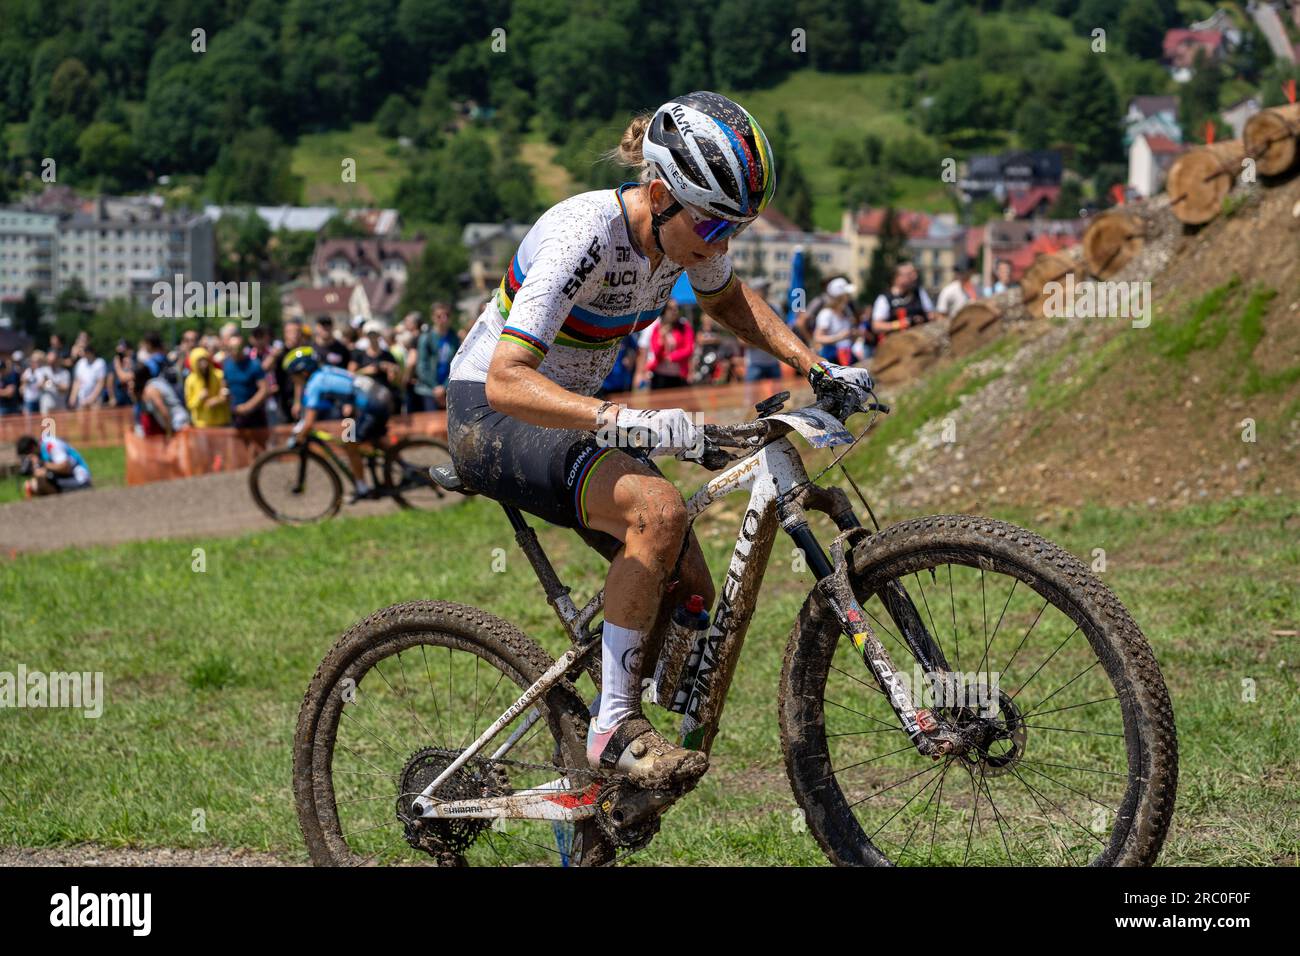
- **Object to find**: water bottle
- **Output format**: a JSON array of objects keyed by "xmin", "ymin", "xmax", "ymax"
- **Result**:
[{"xmin": 647, "ymin": 594, "xmax": 709, "ymax": 711}]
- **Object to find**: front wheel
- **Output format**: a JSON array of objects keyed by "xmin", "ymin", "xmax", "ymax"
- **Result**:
[
  {"xmin": 779, "ymin": 514, "xmax": 1178, "ymax": 866},
  {"xmin": 249, "ymin": 445, "xmax": 343, "ymax": 524}
]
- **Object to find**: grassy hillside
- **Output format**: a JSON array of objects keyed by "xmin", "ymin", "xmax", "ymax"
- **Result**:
[{"xmin": 290, "ymin": 123, "xmax": 409, "ymax": 207}]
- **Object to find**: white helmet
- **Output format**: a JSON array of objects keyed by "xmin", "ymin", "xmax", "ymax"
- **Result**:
[{"xmin": 642, "ymin": 91, "xmax": 776, "ymax": 222}]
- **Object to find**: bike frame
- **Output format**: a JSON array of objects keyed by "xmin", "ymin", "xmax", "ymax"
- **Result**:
[
  {"xmin": 410, "ymin": 425, "xmax": 946, "ymax": 824},
  {"xmin": 301, "ymin": 429, "xmax": 384, "ymax": 489}
]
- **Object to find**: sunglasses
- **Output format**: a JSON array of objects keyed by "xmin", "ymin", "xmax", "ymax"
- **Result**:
[{"xmin": 670, "ymin": 201, "xmax": 755, "ymax": 244}]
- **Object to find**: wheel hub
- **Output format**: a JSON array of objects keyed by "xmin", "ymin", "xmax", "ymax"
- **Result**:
[{"xmin": 936, "ymin": 687, "xmax": 1027, "ymax": 776}]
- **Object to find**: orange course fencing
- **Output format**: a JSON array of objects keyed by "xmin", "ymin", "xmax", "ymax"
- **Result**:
[
  {"xmin": 124, "ymin": 411, "xmax": 450, "ymax": 485},
  {"xmin": 121, "ymin": 378, "xmax": 798, "ymax": 486},
  {"xmin": 0, "ymin": 407, "xmax": 135, "ymax": 448}
]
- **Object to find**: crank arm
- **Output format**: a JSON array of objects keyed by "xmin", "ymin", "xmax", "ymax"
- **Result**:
[{"xmin": 815, "ymin": 529, "xmax": 943, "ymax": 758}]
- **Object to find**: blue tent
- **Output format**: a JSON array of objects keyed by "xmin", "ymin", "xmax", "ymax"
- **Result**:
[
  {"xmin": 670, "ymin": 270, "xmax": 697, "ymax": 306},
  {"xmin": 786, "ymin": 247, "xmax": 805, "ymax": 325}
]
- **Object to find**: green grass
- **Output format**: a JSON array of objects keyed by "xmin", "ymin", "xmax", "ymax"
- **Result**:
[
  {"xmin": 290, "ymin": 122, "xmax": 409, "ymax": 206},
  {"xmin": 1153, "ymin": 277, "xmax": 1241, "ymax": 362},
  {"xmin": 1, "ymin": 482, "xmax": 1295, "ymax": 864},
  {"xmin": 834, "ymin": 332, "xmax": 1016, "ymax": 488},
  {"xmin": 0, "ymin": 444, "xmax": 125, "ymax": 505},
  {"xmin": 1149, "ymin": 278, "xmax": 1299, "ymax": 398}
]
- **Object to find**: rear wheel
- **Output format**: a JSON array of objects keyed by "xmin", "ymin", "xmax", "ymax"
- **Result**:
[
  {"xmin": 779, "ymin": 514, "xmax": 1178, "ymax": 867},
  {"xmin": 249, "ymin": 446, "xmax": 343, "ymax": 524},
  {"xmin": 385, "ymin": 437, "xmax": 454, "ymax": 511},
  {"xmin": 294, "ymin": 601, "xmax": 613, "ymax": 866}
]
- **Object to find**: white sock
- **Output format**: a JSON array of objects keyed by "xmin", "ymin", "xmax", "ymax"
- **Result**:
[
  {"xmin": 596, "ymin": 621, "xmax": 644, "ymax": 733},
  {"xmin": 355, "ymin": 480, "xmax": 370, "ymax": 495}
]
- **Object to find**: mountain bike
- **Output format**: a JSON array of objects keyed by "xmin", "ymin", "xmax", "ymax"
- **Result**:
[
  {"xmin": 249, "ymin": 427, "xmax": 453, "ymax": 524},
  {"xmin": 292, "ymin": 382, "xmax": 1178, "ymax": 866}
]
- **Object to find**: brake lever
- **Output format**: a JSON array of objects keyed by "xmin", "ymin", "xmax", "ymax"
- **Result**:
[{"xmin": 696, "ymin": 445, "xmax": 734, "ymax": 471}]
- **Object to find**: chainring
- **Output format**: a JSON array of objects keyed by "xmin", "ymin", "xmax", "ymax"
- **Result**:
[{"xmin": 593, "ymin": 779, "xmax": 667, "ymax": 851}]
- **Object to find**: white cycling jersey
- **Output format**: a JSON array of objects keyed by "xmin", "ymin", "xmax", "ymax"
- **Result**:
[{"xmin": 448, "ymin": 183, "xmax": 734, "ymax": 395}]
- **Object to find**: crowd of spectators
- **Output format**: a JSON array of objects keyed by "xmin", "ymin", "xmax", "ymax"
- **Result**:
[{"xmin": 0, "ymin": 258, "xmax": 1018, "ymax": 428}]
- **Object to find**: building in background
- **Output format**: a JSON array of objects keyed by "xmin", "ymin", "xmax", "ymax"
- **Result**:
[
  {"xmin": 959, "ymin": 150, "xmax": 1063, "ymax": 205},
  {"xmin": 1128, "ymin": 133, "xmax": 1186, "ymax": 198},
  {"xmin": 0, "ymin": 194, "xmax": 214, "ymax": 321},
  {"xmin": 1124, "ymin": 95, "xmax": 1181, "ymax": 147},
  {"xmin": 204, "ymin": 205, "xmax": 402, "ymax": 236},
  {"xmin": 841, "ymin": 207, "xmax": 966, "ymax": 294},
  {"xmin": 309, "ymin": 238, "xmax": 425, "ymax": 288},
  {"xmin": 729, "ymin": 207, "xmax": 851, "ymax": 305},
  {"xmin": 1221, "ymin": 96, "xmax": 1263, "ymax": 139},
  {"xmin": 462, "ymin": 222, "xmax": 531, "ymax": 292},
  {"xmin": 1163, "ymin": 28, "xmax": 1230, "ymax": 82},
  {"xmin": 0, "ymin": 208, "xmax": 58, "ymax": 323},
  {"xmin": 281, "ymin": 285, "xmax": 355, "ymax": 325}
]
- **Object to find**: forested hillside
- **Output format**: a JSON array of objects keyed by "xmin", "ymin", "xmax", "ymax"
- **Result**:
[{"xmin": 0, "ymin": 0, "xmax": 1295, "ymax": 232}]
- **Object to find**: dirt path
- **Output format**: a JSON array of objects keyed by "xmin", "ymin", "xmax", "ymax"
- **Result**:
[
  {"xmin": 0, "ymin": 383, "xmax": 789, "ymax": 556},
  {"xmin": 0, "ymin": 845, "xmax": 298, "ymax": 867},
  {"xmin": 0, "ymin": 467, "xmax": 421, "ymax": 554}
]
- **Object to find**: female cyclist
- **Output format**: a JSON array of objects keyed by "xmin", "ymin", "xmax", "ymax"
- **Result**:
[{"xmin": 445, "ymin": 91, "xmax": 875, "ymax": 789}]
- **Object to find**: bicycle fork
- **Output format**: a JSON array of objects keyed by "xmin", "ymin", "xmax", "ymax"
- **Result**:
[{"xmin": 783, "ymin": 501, "xmax": 956, "ymax": 760}]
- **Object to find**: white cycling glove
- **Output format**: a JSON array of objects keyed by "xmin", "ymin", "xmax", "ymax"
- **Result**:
[
  {"xmin": 614, "ymin": 407, "xmax": 704, "ymax": 459},
  {"xmin": 809, "ymin": 360, "xmax": 875, "ymax": 396}
]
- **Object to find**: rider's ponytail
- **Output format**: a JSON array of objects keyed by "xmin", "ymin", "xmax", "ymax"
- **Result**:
[{"xmin": 605, "ymin": 113, "xmax": 654, "ymax": 181}]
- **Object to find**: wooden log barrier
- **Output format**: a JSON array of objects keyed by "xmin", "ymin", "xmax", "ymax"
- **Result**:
[
  {"xmin": 869, "ymin": 320, "xmax": 949, "ymax": 386},
  {"xmin": 1243, "ymin": 102, "xmax": 1300, "ymax": 177},
  {"xmin": 948, "ymin": 301, "xmax": 1003, "ymax": 358},
  {"xmin": 1020, "ymin": 252, "xmax": 1084, "ymax": 319},
  {"xmin": 1082, "ymin": 210, "xmax": 1145, "ymax": 279},
  {"xmin": 1166, "ymin": 139, "xmax": 1247, "ymax": 225}
]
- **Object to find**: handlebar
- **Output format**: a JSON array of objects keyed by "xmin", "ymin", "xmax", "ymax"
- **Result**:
[{"xmin": 692, "ymin": 383, "xmax": 890, "ymax": 471}]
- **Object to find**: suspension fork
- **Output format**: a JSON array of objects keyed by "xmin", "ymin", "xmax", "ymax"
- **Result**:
[
  {"xmin": 779, "ymin": 496, "xmax": 947, "ymax": 758},
  {"xmin": 782, "ymin": 485, "xmax": 949, "ymax": 674}
]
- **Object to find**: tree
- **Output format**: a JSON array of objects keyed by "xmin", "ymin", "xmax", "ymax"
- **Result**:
[
  {"xmin": 1048, "ymin": 177, "xmax": 1084, "ymax": 219},
  {"xmin": 0, "ymin": 125, "xmax": 13, "ymax": 204},
  {"xmin": 375, "ymin": 95, "xmax": 413, "ymax": 139},
  {"xmin": 767, "ymin": 112, "xmax": 815, "ymax": 230},
  {"xmin": 708, "ymin": 0, "xmax": 790, "ymax": 89},
  {"xmin": 76, "ymin": 122, "xmax": 140, "ymax": 191},
  {"xmin": 47, "ymin": 59, "xmax": 98, "ymax": 122},
  {"xmin": 1062, "ymin": 54, "xmax": 1123, "ymax": 174},
  {"xmin": 15, "ymin": 289, "xmax": 43, "ymax": 341},
  {"xmin": 268, "ymin": 229, "xmax": 319, "ymax": 282},
  {"xmin": 1119, "ymin": 0, "xmax": 1165, "ymax": 61},
  {"xmin": 924, "ymin": 61, "xmax": 988, "ymax": 137},
  {"xmin": 864, "ymin": 207, "xmax": 909, "ymax": 300},
  {"xmin": 205, "ymin": 127, "xmax": 302, "ymax": 205},
  {"xmin": 398, "ymin": 228, "xmax": 468, "ymax": 316},
  {"xmin": 136, "ymin": 63, "xmax": 222, "ymax": 173},
  {"xmin": 1014, "ymin": 97, "xmax": 1054, "ymax": 150},
  {"xmin": 1177, "ymin": 50, "xmax": 1222, "ymax": 141}
]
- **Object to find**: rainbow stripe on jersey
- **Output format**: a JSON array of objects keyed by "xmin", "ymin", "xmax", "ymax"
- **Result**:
[{"xmin": 496, "ymin": 253, "xmax": 663, "ymax": 353}]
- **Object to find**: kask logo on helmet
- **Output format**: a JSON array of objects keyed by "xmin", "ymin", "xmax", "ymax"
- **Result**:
[{"xmin": 669, "ymin": 104, "xmax": 694, "ymax": 135}]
